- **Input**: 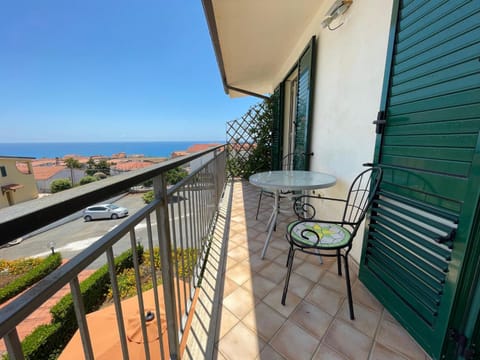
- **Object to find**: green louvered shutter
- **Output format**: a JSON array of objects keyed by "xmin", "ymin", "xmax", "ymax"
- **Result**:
[
  {"xmin": 293, "ymin": 36, "xmax": 315, "ymax": 170},
  {"xmin": 271, "ymin": 85, "xmax": 284, "ymax": 170},
  {"xmin": 359, "ymin": 1, "xmax": 480, "ymax": 359}
]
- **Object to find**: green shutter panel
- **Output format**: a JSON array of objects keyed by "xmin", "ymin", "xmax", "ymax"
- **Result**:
[
  {"xmin": 360, "ymin": 1, "xmax": 480, "ymax": 359},
  {"xmin": 294, "ymin": 36, "xmax": 315, "ymax": 170},
  {"xmin": 271, "ymin": 85, "xmax": 284, "ymax": 170}
]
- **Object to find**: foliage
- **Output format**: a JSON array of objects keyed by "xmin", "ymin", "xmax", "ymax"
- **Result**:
[
  {"xmin": 106, "ymin": 247, "xmax": 197, "ymax": 301},
  {"xmin": 1, "ymin": 247, "xmax": 142, "ymax": 360},
  {"xmin": 85, "ymin": 157, "xmax": 112, "ymax": 176},
  {"xmin": 227, "ymin": 98, "xmax": 274, "ymax": 178},
  {"xmin": 0, "ymin": 258, "xmax": 43, "ymax": 275},
  {"xmin": 50, "ymin": 245, "xmax": 143, "ymax": 325},
  {"xmin": 141, "ymin": 167, "xmax": 189, "ymax": 204},
  {"xmin": 166, "ymin": 166, "xmax": 188, "ymax": 185},
  {"xmin": 50, "ymin": 178, "xmax": 72, "ymax": 193},
  {"xmin": 142, "ymin": 190, "xmax": 154, "ymax": 204},
  {"xmin": 63, "ymin": 158, "xmax": 82, "ymax": 169},
  {"xmin": 3, "ymin": 323, "xmax": 64, "ymax": 360},
  {"xmin": 79, "ymin": 175, "xmax": 97, "ymax": 185},
  {"xmin": 242, "ymin": 98, "xmax": 274, "ymax": 178},
  {"xmin": 0, "ymin": 253, "xmax": 62, "ymax": 305}
]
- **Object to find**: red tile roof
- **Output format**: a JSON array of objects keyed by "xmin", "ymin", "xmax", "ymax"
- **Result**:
[
  {"xmin": 33, "ymin": 166, "xmax": 66, "ymax": 180},
  {"xmin": 186, "ymin": 143, "xmax": 222, "ymax": 153}
]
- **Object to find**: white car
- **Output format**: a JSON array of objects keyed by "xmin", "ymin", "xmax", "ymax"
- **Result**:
[{"xmin": 83, "ymin": 204, "xmax": 128, "ymax": 221}]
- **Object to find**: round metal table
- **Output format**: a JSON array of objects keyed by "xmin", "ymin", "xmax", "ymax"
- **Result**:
[{"xmin": 249, "ymin": 170, "xmax": 337, "ymax": 259}]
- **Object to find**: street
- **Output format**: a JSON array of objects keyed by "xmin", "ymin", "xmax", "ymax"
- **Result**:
[{"xmin": 0, "ymin": 193, "xmax": 186, "ymax": 269}]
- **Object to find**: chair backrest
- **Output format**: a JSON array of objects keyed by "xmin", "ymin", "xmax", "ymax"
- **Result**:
[
  {"xmin": 281, "ymin": 152, "xmax": 305, "ymax": 170},
  {"xmin": 342, "ymin": 166, "xmax": 383, "ymax": 235}
]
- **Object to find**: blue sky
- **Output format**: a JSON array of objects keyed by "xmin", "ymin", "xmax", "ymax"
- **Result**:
[{"xmin": 0, "ymin": 1, "xmax": 259, "ymax": 143}]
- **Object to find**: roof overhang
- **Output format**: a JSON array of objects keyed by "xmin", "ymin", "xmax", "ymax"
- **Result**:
[
  {"xmin": 1, "ymin": 184, "xmax": 24, "ymax": 195},
  {"xmin": 202, "ymin": 0, "xmax": 326, "ymax": 98}
]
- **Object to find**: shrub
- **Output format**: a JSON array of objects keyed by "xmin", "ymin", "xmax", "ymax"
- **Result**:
[
  {"xmin": 142, "ymin": 190, "xmax": 154, "ymax": 204},
  {"xmin": 50, "ymin": 245, "xmax": 143, "ymax": 333},
  {"xmin": 50, "ymin": 179, "xmax": 72, "ymax": 193},
  {"xmin": 79, "ymin": 175, "xmax": 97, "ymax": 185},
  {"xmin": 0, "ymin": 258, "xmax": 43, "ymax": 275},
  {"xmin": 7, "ymin": 323, "xmax": 65, "ymax": 360},
  {"xmin": 0, "ymin": 253, "xmax": 62, "ymax": 305},
  {"xmin": 1, "ymin": 246, "xmax": 143, "ymax": 360},
  {"xmin": 107, "ymin": 247, "xmax": 197, "ymax": 301}
]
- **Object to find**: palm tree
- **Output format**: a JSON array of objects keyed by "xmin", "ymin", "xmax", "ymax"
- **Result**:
[{"xmin": 64, "ymin": 157, "xmax": 82, "ymax": 185}]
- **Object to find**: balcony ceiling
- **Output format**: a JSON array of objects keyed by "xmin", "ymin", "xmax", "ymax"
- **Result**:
[{"xmin": 202, "ymin": 0, "xmax": 324, "ymax": 98}]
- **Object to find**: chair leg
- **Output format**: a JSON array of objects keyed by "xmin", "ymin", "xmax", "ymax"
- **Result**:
[
  {"xmin": 255, "ymin": 191, "xmax": 263, "ymax": 220},
  {"xmin": 286, "ymin": 246, "xmax": 293, "ymax": 267},
  {"xmin": 281, "ymin": 248, "xmax": 296, "ymax": 305},
  {"xmin": 343, "ymin": 255, "xmax": 355, "ymax": 320},
  {"xmin": 337, "ymin": 249, "xmax": 342, "ymax": 276}
]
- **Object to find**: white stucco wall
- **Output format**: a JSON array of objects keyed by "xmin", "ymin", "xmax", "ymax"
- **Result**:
[{"xmin": 307, "ymin": 0, "xmax": 393, "ymax": 262}]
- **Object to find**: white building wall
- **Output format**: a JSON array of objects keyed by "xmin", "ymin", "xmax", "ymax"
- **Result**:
[{"xmin": 307, "ymin": 0, "xmax": 394, "ymax": 262}]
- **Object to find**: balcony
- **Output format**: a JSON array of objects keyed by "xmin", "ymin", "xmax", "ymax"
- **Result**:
[
  {"xmin": 0, "ymin": 146, "xmax": 430, "ymax": 359},
  {"xmin": 187, "ymin": 178, "xmax": 431, "ymax": 360}
]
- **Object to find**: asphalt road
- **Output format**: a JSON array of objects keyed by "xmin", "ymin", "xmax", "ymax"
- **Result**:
[{"xmin": 0, "ymin": 194, "xmax": 157, "ymax": 269}]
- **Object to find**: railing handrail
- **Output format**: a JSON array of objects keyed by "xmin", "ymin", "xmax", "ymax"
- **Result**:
[
  {"xmin": 0, "ymin": 145, "xmax": 225, "ymax": 245},
  {"xmin": 0, "ymin": 199, "xmax": 157, "ymax": 339},
  {"xmin": 0, "ymin": 146, "xmax": 227, "ymax": 359}
]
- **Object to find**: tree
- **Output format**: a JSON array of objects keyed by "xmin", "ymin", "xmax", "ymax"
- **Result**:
[
  {"xmin": 51, "ymin": 179, "xmax": 72, "ymax": 193},
  {"xmin": 86, "ymin": 157, "xmax": 111, "ymax": 176},
  {"xmin": 64, "ymin": 157, "xmax": 82, "ymax": 169},
  {"xmin": 142, "ymin": 167, "xmax": 189, "ymax": 204},
  {"xmin": 165, "ymin": 167, "xmax": 188, "ymax": 185},
  {"xmin": 64, "ymin": 157, "xmax": 83, "ymax": 184}
]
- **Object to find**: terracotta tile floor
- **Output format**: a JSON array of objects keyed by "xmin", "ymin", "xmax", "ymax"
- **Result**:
[
  {"xmin": 1, "ymin": 179, "xmax": 433, "ymax": 360},
  {"xmin": 214, "ymin": 179, "xmax": 431, "ymax": 360}
]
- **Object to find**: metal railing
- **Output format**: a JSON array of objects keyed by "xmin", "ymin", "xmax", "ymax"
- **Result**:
[{"xmin": 0, "ymin": 145, "xmax": 226, "ymax": 360}]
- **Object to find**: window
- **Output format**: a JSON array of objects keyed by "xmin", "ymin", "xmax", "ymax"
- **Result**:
[{"xmin": 0, "ymin": 166, "xmax": 6, "ymax": 177}]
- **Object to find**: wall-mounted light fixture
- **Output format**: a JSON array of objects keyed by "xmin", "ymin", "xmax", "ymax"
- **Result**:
[{"xmin": 321, "ymin": 0, "xmax": 352, "ymax": 30}]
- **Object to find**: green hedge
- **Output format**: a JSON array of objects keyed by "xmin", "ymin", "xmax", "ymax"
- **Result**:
[
  {"xmin": 16, "ymin": 323, "xmax": 64, "ymax": 360},
  {"xmin": 50, "ymin": 245, "xmax": 144, "ymax": 333},
  {"xmin": 0, "ymin": 253, "xmax": 62, "ymax": 305},
  {"xmin": 3, "ymin": 245, "xmax": 143, "ymax": 360}
]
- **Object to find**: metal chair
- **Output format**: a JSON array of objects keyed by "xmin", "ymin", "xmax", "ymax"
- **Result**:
[
  {"xmin": 255, "ymin": 152, "xmax": 306, "ymax": 220},
  {"xmin": 281, "ymin": 166, "xmax": 383, "ymax": 320}
]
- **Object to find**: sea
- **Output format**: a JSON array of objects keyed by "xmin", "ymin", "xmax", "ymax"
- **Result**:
[{"xmin": 0, "ymin": 141, "xmax": 223, "ymax": 159}]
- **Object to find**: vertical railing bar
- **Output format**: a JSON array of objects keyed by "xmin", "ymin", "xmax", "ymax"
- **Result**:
[
  {"xmin": 187, "ymin": 179, "xmax": 197, "ymax": 285},
  {"xmin": 106, "ymin": 247, "xmax": 129, "ymax": 360},
  {"xmin": 174, "ymin": 187, "xmax": 188, "ymax": 327},
  {"xmin": 70, "ymin": 277, "xmax": 94, "ymax": 360},
  {"xmin": 169, "ymin": 196, "xmax": 183, "ymax": 335},
  {"xmin": 213, "ymin": 149, "xmax": 220, "ymax": 203},
  {"xmin": 182, "ymin": 185, "xmax": 196, "ymax": 294},
  {"xmin": 154, "ymin": 173, "xmax": 180, "ymax": 359},
  {"xmin": 203, "ymin": 167, "xmax": 210, "ymax": 245},
  {"xmin": 130, "ymin": 229, "xmax": 151, "ymax": 360},
  {"xmin": 145, "ymin": 213, "xmax": 167, "ymax": 360},
  {"xmin": 177, "ymin": 186, "xmax": 188, "ymax": 320},
  {"xmin": 4, "ymin": 328, "xmax": 24, "ymax": 360},
  {"xmin": 193, "ymin": 174, "xmax": 201, "ymax": 280}
]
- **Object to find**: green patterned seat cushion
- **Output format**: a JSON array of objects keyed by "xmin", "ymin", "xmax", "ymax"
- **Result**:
[{"xmin": 288, "ymin": 221, "xmax": 351, "ymax": 248}]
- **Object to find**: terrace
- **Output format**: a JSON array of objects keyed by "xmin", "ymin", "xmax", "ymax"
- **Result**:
[{"xmin": 0, "ymin": 145, "xmax": 430, "ymax": 359}]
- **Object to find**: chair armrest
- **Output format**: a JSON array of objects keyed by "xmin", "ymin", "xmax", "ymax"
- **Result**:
[{"xmin": 293, "ymin": 195, "xmax": 347, "ymax": 220}]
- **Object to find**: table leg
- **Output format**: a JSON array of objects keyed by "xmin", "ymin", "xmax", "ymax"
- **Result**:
[{"xmin": 261, "ymin": 190, "xmax": 279, "ymax": 259}]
